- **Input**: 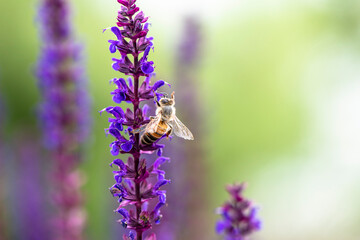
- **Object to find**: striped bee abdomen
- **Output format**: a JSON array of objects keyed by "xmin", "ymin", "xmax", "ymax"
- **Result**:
[{"xmin": 141, "ymin": 120, "xmax": 168, "ymax": 145}]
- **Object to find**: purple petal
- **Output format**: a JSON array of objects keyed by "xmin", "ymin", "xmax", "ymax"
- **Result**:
[
  {"xmin": 215, "ymin": 220, "xmax": 227, "ymax": 234},
  {"xmin": 155, "ymin": 169, "xmax": 165, "ymax": 180},
  {"xmin": 141, "ymin": 61, "xmax": 154, "ymax": 74},
  {"xmin": 110, "ymin": 159, "xmax": 126, "ymax": 169},
  {"xmin": 144, "ymin": 22, "xmax": 150, "ymax": 30},
  {"xmin": 127, "ymin": 77, "xmax": 133, "ymax": 88},
  {"xmin": 111, "ymin": 26, "xmax": 122, "ymax": 40},
  {"xmin": 156, "ymin": 148, "xmax": 163, "ymax": 156},
  {"xmin": 117, "ymin": 208, "xmax": 130, "ymax": 219},
  {"xmin": 113, "ymin": 91, "xmax": 126, "ymax": 103},
  {"xmin": 252, "ymin": 219, "xmax": 262, "ymax": 230},
  {"xmin": 127, "ymin": 6, "xmax": 140, "ymax": 16},
  {"xmin": 115, "ymin": 121, "xmax": 124, "ymax": 131},
  {"xmin": 153, "ymin": 157, "xmax": 170, "ymax": 170},
  {"xmin": 109, "ymin": 128, "xmax": 122, "ymax": 139},
  {"xmin": 121, "ymin": 141, "xmax": 133, "ymax": 152},
  {"xmin": 153, "ymin": 179, "xmax": 170, "ymax": 190},
  {"xmin": 99, "ymin": 106, "xmax": 113, "ymax": 115},
  {"xmin": 112, "ymin": 61, "xmax": 120, "ymax": 71},
  {"xmin": 125, "ymin": 108, "xmax": 134, "ymax": 121},
  {"xmin": 158, "ymin": 191, "xmax": 166, "ymax": 203},
  {"xmin": 142, "ymin": 201, "xmax": 149, "ymax": 211},
  {"xmin": 129, "ymin": 231, "xmax": 135, "ymax": 240},
  {"xmin": 114, "ymin": 173, "xmax": 124, "ymax": 183},
  {"xmin": 107, "ymin": 106, "xmax": 125, "ymax": 119},
  {"xmin": 117, "ymin": 0, "xmax": 128, "ymax": 6},
  {"xmin": 109, "ymin": 43, "xmax": 117, "ymax": 53},
  {"xmin": 142, "ymin": 104, "xmax": 150, "ymax": 117},
  {"xmin": 143, "ymin": 46, "xmax": 151, "ymax": 59},
  {"xmin": 110, "ymin": 142, "xmax": 120, "ymax": 156},
  {"xmin": 152, "ymin": 80, "xmax": 165, "ymax": 91},
  {"xmin": 153, "ymin": 201, "xmax": 165, "ymax": 214}
]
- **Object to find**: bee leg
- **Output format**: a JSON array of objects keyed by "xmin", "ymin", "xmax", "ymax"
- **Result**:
[
  {"xmin": 171, "ymin": 91, "xmax": 175, "ymax": 100},
  {"xmin": 166, "ymin": 126, "xmax": 173, "ymax": 139},
  {"xmin": 154, "ymin": 93, "xmax": 160, "ymax": 107},
  {"xmin": 132, "ymin": 125, "xmax": 146, "ymax": 134}
]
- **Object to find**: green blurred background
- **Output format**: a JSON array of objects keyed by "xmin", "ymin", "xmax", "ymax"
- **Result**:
[{"xmin": 1, "ymin": 0, "xmax": 360, "ymax": 239}]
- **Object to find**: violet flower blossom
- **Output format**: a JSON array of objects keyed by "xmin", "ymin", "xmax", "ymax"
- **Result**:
[
  {"xmin": 102, "ymin": 1, "xmax": 170, "ymax": 239},
  {"xmin": 216, "ymin": 183, "xmax": 262, "ymax": 240},
  {"xmin": 36, "ymin": 0, "xmax": 90, "ymax": 239}
]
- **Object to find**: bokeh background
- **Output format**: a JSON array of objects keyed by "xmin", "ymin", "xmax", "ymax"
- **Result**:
[{"xmin": 1, "ymin": 0, "xmax": 360, "ymax": 239}]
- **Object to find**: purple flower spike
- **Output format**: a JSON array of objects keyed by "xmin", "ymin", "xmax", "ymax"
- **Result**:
[
  {"xmin": 36, "ymin": 0, "xmax": 90, "ymax": 239},
  {"xmin": 101, "ymin": 0, "xmax": 174, "ymax": 239},
  {"xmin": 216, "ymin": 183, "xmax": 262, "ymax": 240}
]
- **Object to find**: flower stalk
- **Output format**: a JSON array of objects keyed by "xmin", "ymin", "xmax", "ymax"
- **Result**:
[{"xmin": 103, "ymin": 1, "xmax": 170, "ymax": 239}]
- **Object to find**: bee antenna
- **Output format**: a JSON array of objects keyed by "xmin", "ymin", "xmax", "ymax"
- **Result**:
[{"xmin": 157, "ymin": 92, "xmax": 168, "ymax": 98}]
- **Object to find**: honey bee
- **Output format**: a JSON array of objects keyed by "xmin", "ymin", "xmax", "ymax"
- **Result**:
[{"xmin": 136, "ymin": 91, "xmax": 194, "ymax": 145}]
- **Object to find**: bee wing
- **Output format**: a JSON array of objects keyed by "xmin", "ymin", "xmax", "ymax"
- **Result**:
[
  {"xmin": 169, "ymin": 116, "xmax": 194, "ymax": 140},
  {"xmin": 145, "ymin": 113, "xmax": 162, "ymax": 133}
]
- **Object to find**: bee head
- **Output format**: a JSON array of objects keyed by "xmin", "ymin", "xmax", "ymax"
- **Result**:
[
  {"xmin": 155, "ymin": 92, "xmax": 175, "ymax": 107},
  {"xmin": 159, "ymin": 98, "xmax": 174, "ymax": 106}
]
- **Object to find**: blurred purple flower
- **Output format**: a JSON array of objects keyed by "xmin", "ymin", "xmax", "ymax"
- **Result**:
[
  {"xmin": 154, "ymin": 16, "xmax": 206, "ymax": 240},
  {"xmin": 216, "ymin": 183, "xmax": 262, "ymax": 240},
  {"xmin": 102, "ymin": 1, "xmax": 171, "ymax": 239},
  {"xmin": 0, "ymin": 95, "xmax": 8, "ymax": 240},
  {"xmin": 36, "ymin": 0, "xmax": 90, "ymax": 239},
  {"xmin": 37, "ymin": 0, "xmax": 90, "ymax": 150},
  {"xmin": 177, "ymin": 17, "xmax": 202, "ymax": 67},
  {"xmin": 13, "ymin": 138, "xmax": 50, "ymax": 240}
]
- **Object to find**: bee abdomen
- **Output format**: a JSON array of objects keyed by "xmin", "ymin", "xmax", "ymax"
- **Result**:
[
  {"xmin": 140, "ymin": 121, "xmax": 168, "ymax": 145},
  {"xmin": 141, "ymin": 132, "xmax": 162, "ymax": 145}
]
